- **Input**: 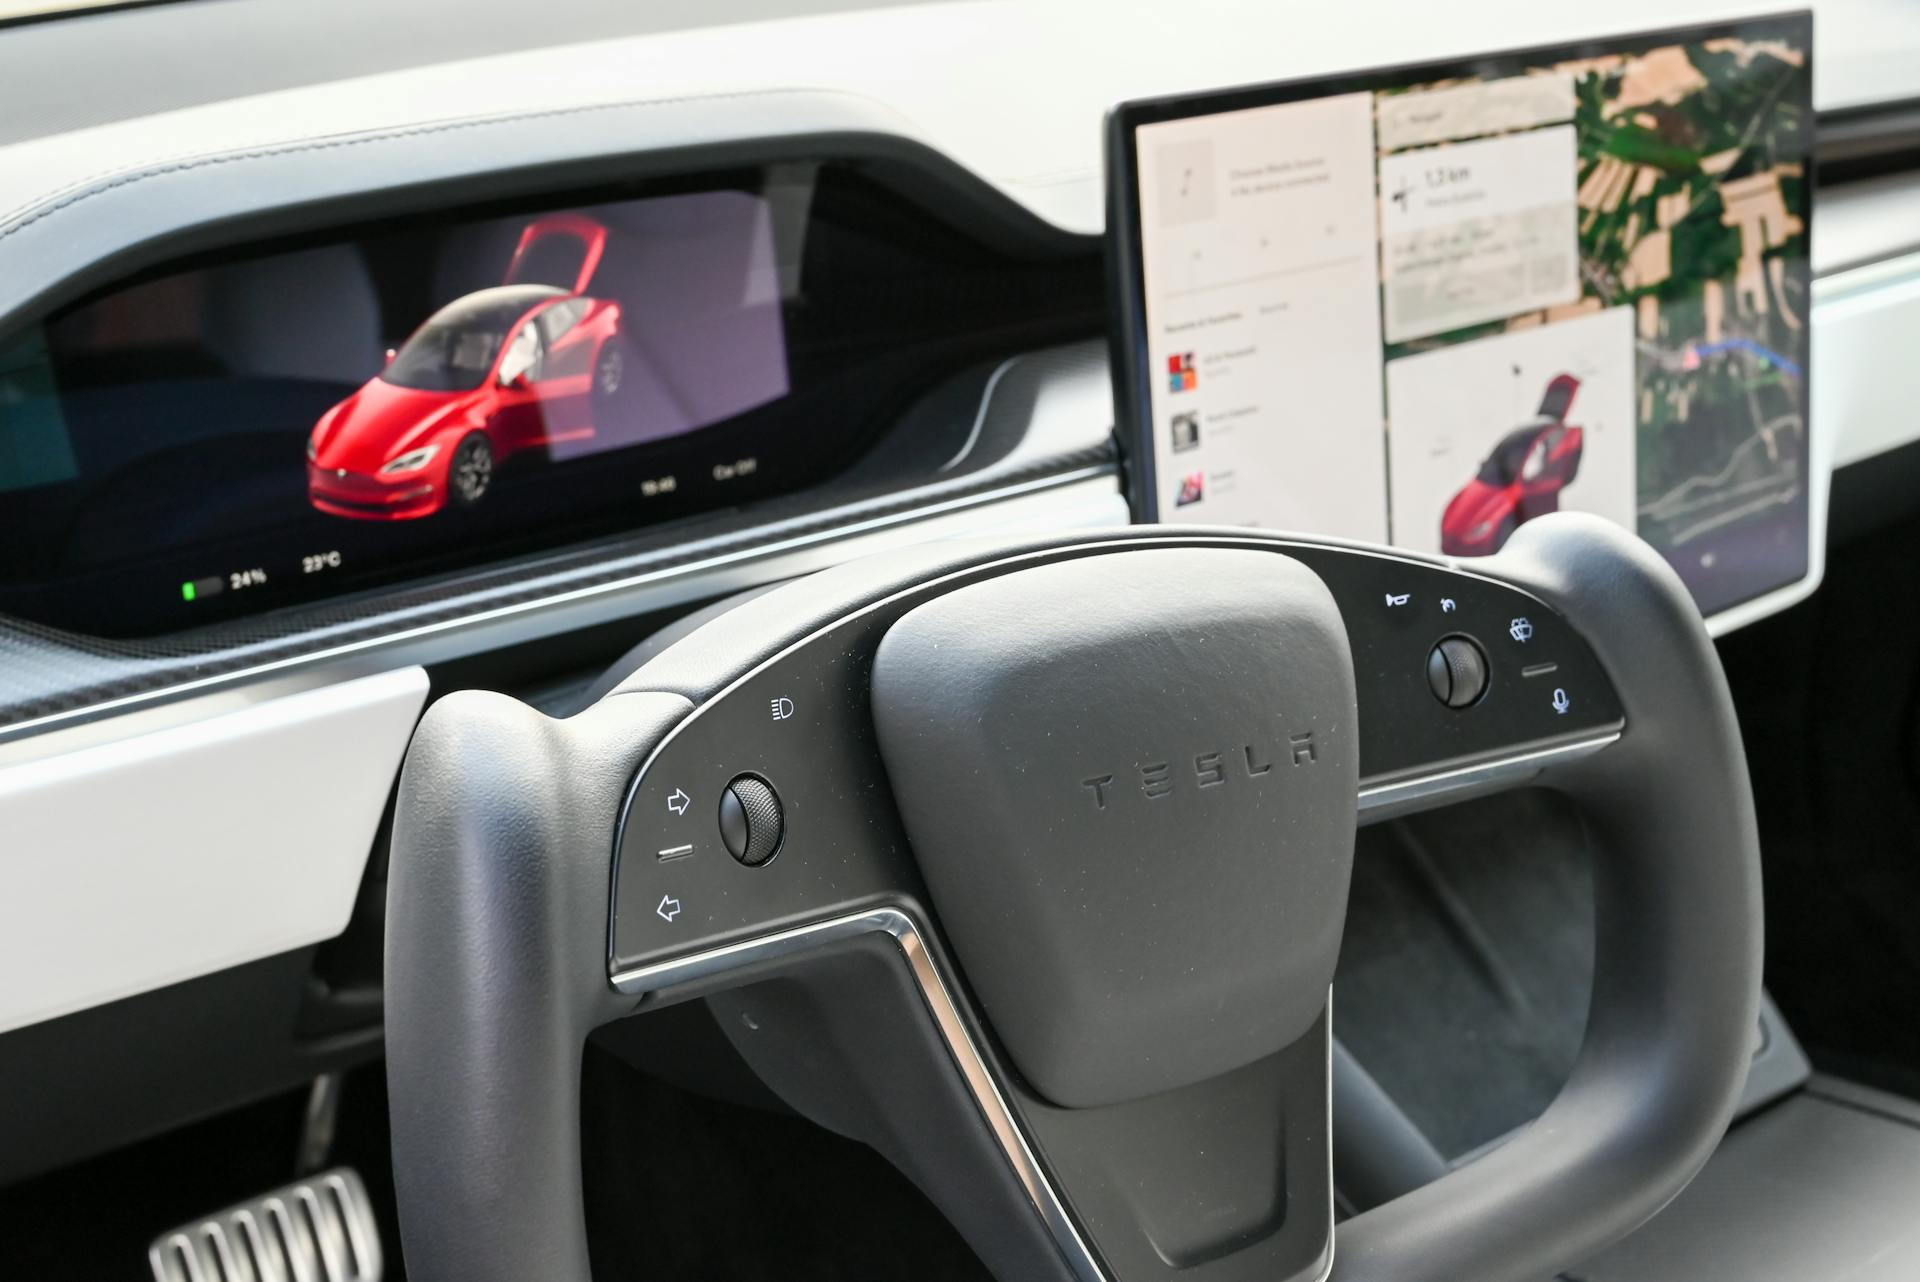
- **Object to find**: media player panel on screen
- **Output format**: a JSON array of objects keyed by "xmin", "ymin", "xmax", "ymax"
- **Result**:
[{"xmin": 1117, "ymin": 14, "xmax": 1812, "ymax": 617}]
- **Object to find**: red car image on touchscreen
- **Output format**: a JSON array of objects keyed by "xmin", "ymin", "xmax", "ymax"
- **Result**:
[
  {"xmin": 306, "ymin": 215, "xmax": 626, "ymax": 520},
  {"xmin": 1439, "ymin": 373, "xmax": 1586, "ymax": 557}
]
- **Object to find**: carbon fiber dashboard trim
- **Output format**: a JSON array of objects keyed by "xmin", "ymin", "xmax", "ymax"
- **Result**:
[{"xmin": 0, "ymin": 440, "xmax": 1116, "ymax": 738}]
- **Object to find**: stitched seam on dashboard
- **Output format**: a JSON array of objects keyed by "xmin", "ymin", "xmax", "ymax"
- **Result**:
[{"xmin": 0, "ymin": 86, "xmax": 884, "ymax": 239}]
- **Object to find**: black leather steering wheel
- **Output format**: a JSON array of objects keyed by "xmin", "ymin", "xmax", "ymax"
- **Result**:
[{"xmin": 384, "ymin": 515, "xmax": 1761, "ymax": 1282}]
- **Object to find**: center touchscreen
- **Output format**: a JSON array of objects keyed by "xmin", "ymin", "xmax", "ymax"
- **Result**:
[{"xmin": 1110, "ymin": 14, "xmax": 1813, "ymax": 617}]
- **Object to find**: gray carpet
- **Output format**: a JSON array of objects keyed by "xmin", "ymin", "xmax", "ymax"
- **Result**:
[{"xmin": 1335, "ymin": 788, "xmax": 1595, "ymax": 1160}]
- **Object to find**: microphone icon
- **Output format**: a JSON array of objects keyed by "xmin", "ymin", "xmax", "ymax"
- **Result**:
[{"xmin": 1551, "ymin": 688, "xmax": 1571, "ymax": 715}]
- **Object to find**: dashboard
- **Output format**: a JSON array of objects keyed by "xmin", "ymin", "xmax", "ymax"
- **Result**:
[{"xmin": 2, "ymin": 0, "xmax": 1920, "ymax": 1198}]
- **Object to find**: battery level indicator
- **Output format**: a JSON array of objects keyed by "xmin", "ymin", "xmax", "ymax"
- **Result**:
[{"xmin": 180, "ymin": 576, "xmax": 225, "ymax": 602}]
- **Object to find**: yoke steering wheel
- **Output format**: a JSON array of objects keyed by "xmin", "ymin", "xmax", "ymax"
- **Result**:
[{"xmin": 384, "ymin": 515, "xmax": 1760, "ymax": 1282}]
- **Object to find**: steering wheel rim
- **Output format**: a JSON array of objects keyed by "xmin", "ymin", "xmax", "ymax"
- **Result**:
[{"xmin": 384, "ymin": 514, "xmax": 1760, "ymax": 1282}]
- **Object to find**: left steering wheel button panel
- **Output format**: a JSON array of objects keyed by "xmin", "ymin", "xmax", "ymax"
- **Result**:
[{"xmin": 611, "ymin": 658, "xmax": 919, "ymax": 978}]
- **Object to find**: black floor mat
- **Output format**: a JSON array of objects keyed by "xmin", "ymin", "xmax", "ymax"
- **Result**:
[
  {"xmin": 580, "ymin": 1038, "xmax": 991, "ymax": 1282},
  {"xmin": 0, "ymin": 1088, "xmax": 309, "ymax": 1280},
  {"xmin": 0, "ymin": 1039, "xmax": 991, "ymax": 1282},
  {"xmin": 1719, "ymin": 513, "xmax": 1920, "ymax": 1096}
]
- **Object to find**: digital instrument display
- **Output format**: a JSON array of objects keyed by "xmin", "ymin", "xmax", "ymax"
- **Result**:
[
  {"xmin": 1109, "ymin": 13, "xmax": 1813, "ymax": 617},
  {"xmin": 0, "ymin": 165, "xmax": 1092, "ymax": 637}
]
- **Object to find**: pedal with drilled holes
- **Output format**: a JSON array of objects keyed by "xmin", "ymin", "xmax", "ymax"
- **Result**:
[{"xmin": 148, "ymin": 1168, "xmax": 382, "ymax": 1282}]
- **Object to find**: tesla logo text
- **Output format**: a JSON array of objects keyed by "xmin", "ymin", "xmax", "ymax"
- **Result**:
[{"xmin": 1080, "ymin": 737, "xmax": 1314, "ymax": 810}]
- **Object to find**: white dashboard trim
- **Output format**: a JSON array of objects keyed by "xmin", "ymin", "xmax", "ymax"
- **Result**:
[
  {"xmin": 0, "ymin": 666, "xmax": 427, "ymax": 1036},
  {"xmin": 1814, "ymin": 250, "xmax": 1920, "ymax": 469}
]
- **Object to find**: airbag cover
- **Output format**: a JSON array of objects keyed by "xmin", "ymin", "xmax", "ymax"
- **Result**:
[{"xmin": 872, "ymin": 547, "xmax": 1357, "ymax": 1108}]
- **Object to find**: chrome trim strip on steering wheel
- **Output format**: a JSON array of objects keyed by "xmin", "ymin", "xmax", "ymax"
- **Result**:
[
  {"xmin": 613, "ymin": 904, "xmax": 1337, "ymax": 1282},
  {"xmin": 617, "ymin": 905, "xmax": 1111, "ymax": 1282},
  {"xmin": 1357, "ymin": 732, "xmax": 1621, "ymax": 814}
]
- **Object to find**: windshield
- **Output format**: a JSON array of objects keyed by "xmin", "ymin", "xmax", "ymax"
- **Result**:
[
  {"xmin": 381, "ymin": 286, "xmax": 561, "ymax": 392},
  {"xmin": 383, "ymin": 325, "xmax": 506, "ymax": 393}
]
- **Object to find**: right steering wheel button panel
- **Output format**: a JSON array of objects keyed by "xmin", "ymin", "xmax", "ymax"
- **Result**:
[{"xmin": 1278, "ymin": 545, "xmax": 1622, "ymax": 782}]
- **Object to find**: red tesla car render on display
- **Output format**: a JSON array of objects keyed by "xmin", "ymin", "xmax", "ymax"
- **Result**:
[
  {"xmin": 1439, "ymin": 372, "xmax": 1585, "ymax": 557},
  {"xmin": 307, "ymin": 216, "xmax": 624, "ymax": 520}
]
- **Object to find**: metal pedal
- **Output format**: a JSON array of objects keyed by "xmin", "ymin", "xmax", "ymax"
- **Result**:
[{"xmin": 148, "ymin": 1168, "xmax": 383, "ymax": 1282}]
